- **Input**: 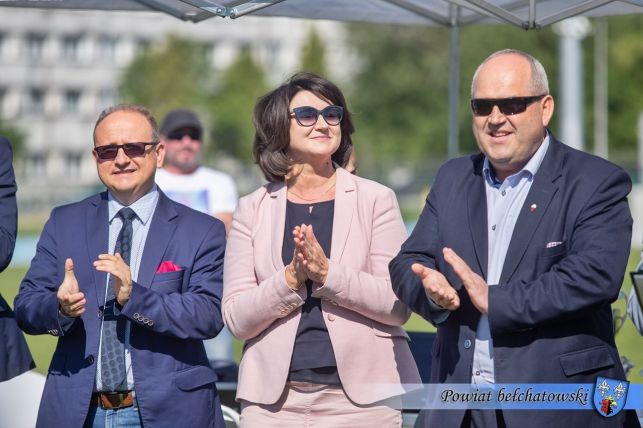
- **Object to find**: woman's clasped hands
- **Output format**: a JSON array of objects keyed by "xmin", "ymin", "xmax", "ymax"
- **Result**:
[{"xmin": 285, "ymin": 224, "xmax": 329, "ymax": 290}]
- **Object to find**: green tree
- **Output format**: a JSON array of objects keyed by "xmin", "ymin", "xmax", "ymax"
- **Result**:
[
  {"xmin": 605, "ymin": 15, "xmax": 643, "ymax": 153},
  {"xmin": 119, "ymin": 34, "xmax": 211, "ymax": 121},
  {"xmin": 0, "ymin": 120, "xmax": 25, "ymax": 159},
  {"xmin": 347, "ymin": 16, "xmax": 643, "ymax": 180},
  {"xmin": 208, "ymin": 48, "xmax": 268, "ymax": 162},
  {"xmin": 348, "ymin": 22, "xmax": 561, "ymax": 164},
  {"xmin": 299, "ymin": 27, "xmax": 328, "ymax": 77},
  {"xmin": 347, "ymin": 23, "xmax": 451, "ymax": 176}
]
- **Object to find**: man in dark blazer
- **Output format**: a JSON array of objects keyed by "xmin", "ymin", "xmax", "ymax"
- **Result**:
[
  {"xmin": 390, "ymin": 50, "xmax": 639, "ymax": 427},
  {"xmin": 14, "ymin": 105, "xmax": 227, "ymax": 427},
  {"xmin": 0, "ymin": 136, "xmax": 35, "ymax": 382}
]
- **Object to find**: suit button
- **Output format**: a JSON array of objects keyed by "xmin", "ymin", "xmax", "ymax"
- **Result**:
[
  {"xmin": 86, "ymin": 355, "xmax": 94, "ymax": 364},
  {"xmin": 464, "ymin": 339, "xmax": 472, "ymax": 349},
  {"xmin": 327, "ymin": 314, "xmax": 335, "ymax": 322}
]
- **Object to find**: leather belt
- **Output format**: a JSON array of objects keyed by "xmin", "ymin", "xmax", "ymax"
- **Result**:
[{"xmin": 93, "ymin": 391, "xmax": 134, "ymax": 409}]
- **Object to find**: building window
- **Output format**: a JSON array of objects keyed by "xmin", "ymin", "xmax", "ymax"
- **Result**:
[
  {"xmin": 28, "ymin": 152, "xmax": 47, "ymax": 177},
  {"xmin": 62, "ymin": 35, "xmax": 81, "ymax": 62},
  {"xmin": 26, "ymin": 88, "xmax": 45, "ymax": 115},
  {"xmin": 63, "ymin": 89, "xmax": 81, "ymax": 114},
  {"xmin": 96, "ymin": 35, "xmax": 117, "ymax": 62},
  {"xmin": 97, "ymin": 88, "xmax": 116, "ymax": 110},
  {"xmin": 263, "ymin": 41, "xmax": 280, "ymax": 69},
  {"xmin": 65, "ymin": 152, "xmax": 82, "ymax": 177},
  {"xmin": 25, "ymin": 33, "xmax": 46, "ymax": 62}
]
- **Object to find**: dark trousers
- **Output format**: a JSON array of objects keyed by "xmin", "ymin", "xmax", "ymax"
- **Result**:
[{"xmin": 460, "ymin": 410, "xmax": 507, "ymax": 428}]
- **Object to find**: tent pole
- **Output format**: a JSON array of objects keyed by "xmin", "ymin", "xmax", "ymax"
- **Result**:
[
  {"xmin": 594, "ymin": 18, "xmax": 608, "ymax": 159},
  {"xmin": 448, "ymin": 4, "xmax": 460, "ymax": 159}
]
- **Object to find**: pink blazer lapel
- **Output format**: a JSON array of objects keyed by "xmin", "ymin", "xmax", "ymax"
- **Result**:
[
  {"xmin": 270, "ymin": 168, "xmax": 355, "ymax": 268},
  {"xmin": 269, "ymin": 182, "xmax": 287, "ymax": 270},
  {"xmin": 330, "ymin": 168, "xmax": 355, "ymax": 263}
]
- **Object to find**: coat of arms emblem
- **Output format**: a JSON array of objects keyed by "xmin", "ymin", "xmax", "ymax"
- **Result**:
[{"xmin": 593, "ymin": 377, "xmax": 629, "ymax": 417}]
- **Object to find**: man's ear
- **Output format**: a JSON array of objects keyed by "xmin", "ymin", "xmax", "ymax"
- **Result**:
[
  {"xmin": 541, "ymin": 95, "xmax": 555, "ymax": 128},
  {"xmin": 155, "ymin": 142, "xmax": 165, "ymax": 168}
]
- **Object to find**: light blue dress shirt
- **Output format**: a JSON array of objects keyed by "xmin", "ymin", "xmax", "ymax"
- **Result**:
[
  {"xmin": 471, "ymin": 134, "xmax": 550, "ymax": 385},
  {"xmin": 95, "ymin": 186, "xmax": 159, "ymax": 391}
]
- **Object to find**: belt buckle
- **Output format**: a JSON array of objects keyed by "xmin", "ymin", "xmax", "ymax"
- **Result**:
[{"xmin": 98, "ymin": 391, "xmax": 133, "ymax": 410}]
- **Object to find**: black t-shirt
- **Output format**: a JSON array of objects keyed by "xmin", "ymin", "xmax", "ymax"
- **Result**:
[{"xmin": 282, "ymin": 199, "xmax": 340, "ymax": 385}]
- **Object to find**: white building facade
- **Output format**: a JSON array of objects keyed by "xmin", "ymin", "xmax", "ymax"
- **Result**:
[{"xmin": 0, "ymin": 7, "xmax": 349, "ymax": 210}]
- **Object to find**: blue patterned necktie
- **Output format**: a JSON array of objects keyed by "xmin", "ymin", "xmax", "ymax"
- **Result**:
[{"xmin": 100, "ymin": 207, "xmax": 136, "ymax": 392}]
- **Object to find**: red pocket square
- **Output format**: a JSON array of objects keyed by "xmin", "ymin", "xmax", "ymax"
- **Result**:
[{"xmin": 156, "ymin": 260, "xmax": 182, "ymax": 273}]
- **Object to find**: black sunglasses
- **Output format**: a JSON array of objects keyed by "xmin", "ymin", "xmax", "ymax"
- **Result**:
[
  {"xmin": 289, "ymin": 105, "xmax": 344, "ymax": 127},
  {"xmin": 94, "ymin": 142, "xmax": 159, "ymax": 161},
  {"xmin": 470, "ymin": 95, "xmax": 546, "ymax": 116},
  {"xmin": 167, "ymin": 128, "xmax": 201, "ymax": 141}
]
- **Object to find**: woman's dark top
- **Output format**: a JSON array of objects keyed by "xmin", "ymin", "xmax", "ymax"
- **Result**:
[{"xmin": 282, "ymin": 199, "xmax": 341, "ymax": 385}]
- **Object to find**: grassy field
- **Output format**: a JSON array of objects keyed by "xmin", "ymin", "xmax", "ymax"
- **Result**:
[{"xmin": 2, "ymin": 255, "xmax": 641, "ymax": 384}]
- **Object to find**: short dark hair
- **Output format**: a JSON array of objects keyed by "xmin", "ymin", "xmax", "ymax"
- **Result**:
[
  {"xmin": 252, "ymin": 72, "xmax": 354, "ymax": 183},
  {"xmin": 93, "ymin": 104, "xmax": 160, "ymax": 145}
]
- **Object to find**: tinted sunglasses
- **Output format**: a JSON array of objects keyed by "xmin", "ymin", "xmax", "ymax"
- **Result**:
[
  {"xmin": 470, "ymin": 95, "xmax": 546, "ymax": 116},
  {"xmin": 289, "ymin": 105, "xmax": 343, "ymax": 127},
  {"xmin": 94, "ymin": 142, "xmax": 159, "ymax": 160},
  {"xmin": 167, "ymin": 128, "xmax": 201, "ymax": 141}
]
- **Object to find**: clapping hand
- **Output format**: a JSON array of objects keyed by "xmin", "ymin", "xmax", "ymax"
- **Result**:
[
  {"xmin": 411, "ymin": 262, "xmax": 460, "ymax": 311},
  {"xmin": 285, "ymin": 232, "xmax": 308, "ymax": 290},
  {"xmin": 57, "ymin": 258, "xmax": 86, "ymax": 317},
  {"xmin": 443, "ymin": 247, "xmax": 488, "ymax": 314},
  {"xmin": 93, "ymin": 253, "xmax": 133, "ymax": 306},
  {"xmin": 294, "ymin": 224, "xmax": 328, "ymax": 284}
]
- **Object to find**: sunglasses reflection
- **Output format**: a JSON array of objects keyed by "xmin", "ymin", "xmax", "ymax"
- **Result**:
[
  {"xmin": 290, "ymin": 105, "xmax": 344, "ymax": 127},
  {"xmin": 470, "ymin": 95, "xmax": 546, "ymax": 116},
  {"xmin": 94, "ymin": 142, "xmax": 159, "ymax": 161}
]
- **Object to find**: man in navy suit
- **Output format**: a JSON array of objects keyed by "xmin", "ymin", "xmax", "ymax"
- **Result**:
[
  {"xmin": 0, "ymin": 136, "xmax": 35, "ymax": 382},
  {"xmin": 14, "ymin": 105, "xmax": 226, "ymax": 427},
  {"xmin": 390, "ymin": 50, "xmax": 639, "ymax": 427}
]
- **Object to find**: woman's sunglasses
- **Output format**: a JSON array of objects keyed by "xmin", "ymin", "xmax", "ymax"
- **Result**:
[
  {"xmin": 94, "ymin": 142, "xmax": 159, "ymax": 161},
  {"xmin": 470, "ymin": 95, "xmax": 546, "ymax": 116},
  {"xmin": 289, "ymin": 105, "xmax": 344, "ymax": 127}
]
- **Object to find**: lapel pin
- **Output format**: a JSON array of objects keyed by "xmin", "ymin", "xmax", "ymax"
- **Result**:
[{"xmin": 530, "ymin": 203, "xmax": 537, "ymax": 212}]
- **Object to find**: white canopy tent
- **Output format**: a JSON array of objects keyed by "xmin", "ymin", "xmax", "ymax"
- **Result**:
[{"xmin": 2, "ymin": 0, "xmax": 642, "ymax": 155}]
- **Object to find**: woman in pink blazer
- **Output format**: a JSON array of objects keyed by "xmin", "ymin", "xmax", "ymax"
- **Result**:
[{"xmin": 223, "ymin": 73, "xmax": 420, "ymax": 427}]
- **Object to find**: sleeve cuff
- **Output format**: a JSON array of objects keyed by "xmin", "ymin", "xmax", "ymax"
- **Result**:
[
  {"xmin": 57, "ymin": 309, "xmax": 77, "ymax": 334},
  {"xmin": 426, "ymin": 296, "xmax": 450, "ymax": 324}
]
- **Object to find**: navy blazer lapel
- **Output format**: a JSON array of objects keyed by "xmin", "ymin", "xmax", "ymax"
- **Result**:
[
  {"xmin": 86, "ymin": 193, "xmax": 109, "ymax": 309},
  {"xmin": 138, "ymin": 192, "xmax": 178, "ymax": 288},
  {"xmin": 467, "ymin": 155, "xmax": 488, "ymax": 280},
  {"xmin": 499, "ymin": 137, "xmax": 563, "ymax": 284}
]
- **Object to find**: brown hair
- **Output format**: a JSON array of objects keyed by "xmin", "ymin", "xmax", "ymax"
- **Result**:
[{"xmin": 252, "ymin": 72, "xmax": 354, "ymax": 183}]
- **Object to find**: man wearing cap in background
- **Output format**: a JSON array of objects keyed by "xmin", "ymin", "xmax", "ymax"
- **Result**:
[
  {"xmin": 156, "ymin": 109, "xmax": 238, "ymax": 234},
  {"xmin": 156, "ymin": 108, "xmax": 238, "ymax": 367}
]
